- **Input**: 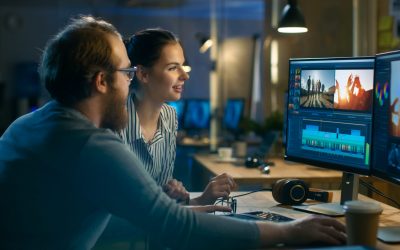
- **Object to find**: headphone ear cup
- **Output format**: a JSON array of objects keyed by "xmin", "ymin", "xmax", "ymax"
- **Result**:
[
  {"xmin": 272, "ymin": 179, "xmax": 288, "ymax": 204},
  {"xmin": 272, "ymin": 179, "xmax": 309, "ymax": 205}
]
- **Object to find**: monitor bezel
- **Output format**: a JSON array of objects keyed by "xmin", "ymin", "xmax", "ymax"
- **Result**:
[
  {"xmin": 371, "ymin": 50, "xmax": 400, "ymax": 185},
  {"xmin": 284, "ymin": 56, "xmax": 375, "ymax": 176}
]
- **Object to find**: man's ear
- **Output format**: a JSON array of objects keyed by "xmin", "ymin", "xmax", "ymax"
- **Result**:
[
  {"xmin": 135, "ymin": 65, "xmax": 149, "ymax": 84},
  {"xmin": 93, "ymin": 71, "xmax": 108, "ymax": 94}
]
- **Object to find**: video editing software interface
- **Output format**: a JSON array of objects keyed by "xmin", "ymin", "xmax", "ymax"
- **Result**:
[
  {"xmin": 372, "ymin": 51, "xmax": 400, "ymax": 184},
  {"xmin": 285, "ymin": 57, "xmax": 375, "ymax": 175}
]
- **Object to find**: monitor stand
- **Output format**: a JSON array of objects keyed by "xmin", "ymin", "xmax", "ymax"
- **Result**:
[{"xmin": 293, "ymin": 172, "xmax": 359, "ymax": 217}]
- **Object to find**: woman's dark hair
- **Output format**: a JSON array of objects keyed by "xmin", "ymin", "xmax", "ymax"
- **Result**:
[
  {"xmin": 39, "ymin": 15, "xmax": 122, "ymax": 106},
  {"xmin": 124, "ymin": 28, "xmax": 179, "ymax": 68}
]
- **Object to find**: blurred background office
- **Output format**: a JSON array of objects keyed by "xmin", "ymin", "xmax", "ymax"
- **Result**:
[
  {"xmin": 0, "ymin": 0, "xmax": 398, "ymax": 188},
  {"xmin": 2, "ymin": 0, "xmax": 400, "ymax": 249},
  {"xmin": 1, "ymin": 0, "xmax": 392, "ymax": 132}
]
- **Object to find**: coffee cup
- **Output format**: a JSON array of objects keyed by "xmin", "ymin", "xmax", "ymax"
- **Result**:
[
  {"xmin": 218, "ymin": 147, "xmax": 233, "ymax": 160},
  {"xmin": 344, "ymin": 200, "xmax": 383, "ymax": 247},
  {"xmin": 233, "ymin": 141, "xmax": 247, "ymax": 158}
]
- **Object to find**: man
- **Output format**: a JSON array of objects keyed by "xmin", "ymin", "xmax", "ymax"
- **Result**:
[{"xmin": 0, "ymin": 16, "xmax": 346, "ymax": 249}]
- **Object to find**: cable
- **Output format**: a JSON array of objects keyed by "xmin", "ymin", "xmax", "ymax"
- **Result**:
[
  {"xmin": 231, "ymin": 187, "xmax": 273, "ymax": 198},
  {"xmin": 214, "ymin": 187, "xmax": 273, "ymax": 214},
  {"xmin": 360, "ymin": 179, "xmax": 400, "ymax": 208}
]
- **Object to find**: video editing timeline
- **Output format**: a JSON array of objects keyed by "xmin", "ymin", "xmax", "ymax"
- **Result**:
[
  {"xmin": 286, "ymin": 57, "xmax": 374, "ymax": 174},
  {"xmin": 302, "ymin": 122, "xmax": 368, "ymax": 161},
  {"xmin": 372, "ymin": 51, "xmax": 400, "ymax": 184}
]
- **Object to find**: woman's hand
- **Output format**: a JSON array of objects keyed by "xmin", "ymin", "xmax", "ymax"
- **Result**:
[
  {"xmin": 163, "ymin": 179, "xmax": 190, "ymax": 204},
  {"xmin": 191, "ymin": 173, "xmax": 237, "ymax": 205}
]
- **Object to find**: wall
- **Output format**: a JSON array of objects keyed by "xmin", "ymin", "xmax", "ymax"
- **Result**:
[
  {"xmin": 263, "ymin": 0, "xmax": 353, "ymax": 116},
  {"xmin": 0, "ymin": 1, "xmax": 263, "ymax": 132}
]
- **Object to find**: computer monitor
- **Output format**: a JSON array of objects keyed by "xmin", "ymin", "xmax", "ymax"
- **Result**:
[
  {"xmin": 223, "ymin": 98, "xmax": 245, "ymax": 131},
  {"xmin": 372, "ymin": 50, "xmax": 400, "ymax": 243},
  {"xmin": 167, "ymin": 100, "xmax": 186, "ymax": 130},
  {"xmin": 282, "ymin": 91, "xmax": 288, "ymax": 147},
  {"xmin": 183, "ymin": 99, "xmax": 210, "ymax": 132},
  {"xmin": 285, "ymin": 57, "xmax": 375, "ymax": 216}
]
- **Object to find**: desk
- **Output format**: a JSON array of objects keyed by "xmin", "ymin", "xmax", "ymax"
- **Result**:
[
  {"xmin": 192, "ymin": 154, "xmax": 343, "ymax": 190},
  {"xmin": 199, "ymin": 191, "xmax": 400, "ymax": 250}
]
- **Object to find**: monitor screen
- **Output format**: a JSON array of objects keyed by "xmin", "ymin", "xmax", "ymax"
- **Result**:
[
  {"xmin": 183, "ymin": 99, "xmax": 210, "ymax": 130},
  {"xmin": 223, "ymin": 98, "xmax": 245, "ymax": 131},
  {"xmin": 285, "ymin": 57, "xmax": 374, "ymax": 176},
  {"xmin": 167, "ymin": 100, "xmax": 186, "ymax": 130},
  {"xmin": 372, "ymin": 51, "xmax": 400, "ymax": 185},
  {"xmin": 284, "ymin": 57, "xmax": 375, "ymax": 216}
]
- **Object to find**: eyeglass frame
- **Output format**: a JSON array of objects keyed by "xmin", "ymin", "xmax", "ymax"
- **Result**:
[{"xmin": 116, "ymin": 66, "xmax": 137, "ymax": 81}]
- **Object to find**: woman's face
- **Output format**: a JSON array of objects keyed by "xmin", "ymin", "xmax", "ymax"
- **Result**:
[{"xmin": 140, "ymin": 42, "xmax": 189, "ymax": 103}]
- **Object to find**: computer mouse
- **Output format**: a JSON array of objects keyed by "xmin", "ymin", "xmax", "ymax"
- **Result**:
[{"xmin": 259, "ymin": 164, "xmax": 270, "ymax": 174}]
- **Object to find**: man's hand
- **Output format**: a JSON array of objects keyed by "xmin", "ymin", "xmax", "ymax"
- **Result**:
[
  {"xmin": 163, "ymin": 179, "xmax": 190, "ymax": 203},
  {"xmin": 187, "ymin": 205, "xmax": 232, "ymax": 213},
  {"xmin": 258, "ymin": 214, "xmax": 346, "ymax": 247},
  {"xmin": 191, "ymin": 173, "xmax": 237, "ymax": 205}
]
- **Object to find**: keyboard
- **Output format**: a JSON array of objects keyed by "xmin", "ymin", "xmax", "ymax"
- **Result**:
[{"xmin": 226, "ymin": 211, "xmax": 294, "ymax": 222}]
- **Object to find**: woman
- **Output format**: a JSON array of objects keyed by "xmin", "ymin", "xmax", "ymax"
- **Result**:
[{"xmin": 122, "ymin": 28, "xmax": 236, "ymax": 205}]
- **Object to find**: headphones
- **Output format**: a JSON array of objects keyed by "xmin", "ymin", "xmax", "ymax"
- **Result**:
[
  {"xmin": 272, "ymin": 179, "xmax": 333, "ymax": 205},
  {"xmin": 245, "ymin": 155, "xmax": 263, "ymax": 168},
  {"xmin": 218, "ymin": 179, "xmax": 333, "ymax": 212}
]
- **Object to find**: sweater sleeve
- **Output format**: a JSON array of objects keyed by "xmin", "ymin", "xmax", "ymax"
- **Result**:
[{"xmin": 77, "ymin": 131, "xmax": 260, "ymax": 250}]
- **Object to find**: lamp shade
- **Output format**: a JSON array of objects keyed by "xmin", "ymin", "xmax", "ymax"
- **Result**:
[
  {"xmin": 278, "ymin": 0, "xmax": 308, "ymax": 33},
  {"xmin": 195, "ymin": 32, "xmax": 213, "ymax": 53}
]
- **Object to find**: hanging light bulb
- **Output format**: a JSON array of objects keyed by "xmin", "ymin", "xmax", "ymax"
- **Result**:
[
  {"xmin": 195, "ymin": 32, "xmax": 213, "ymax": 53},
  {"xmin": 278, "ymin": 0, "xmax": 308, "ymax": 33}
]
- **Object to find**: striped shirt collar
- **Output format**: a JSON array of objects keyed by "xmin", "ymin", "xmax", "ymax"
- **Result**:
[{"xmin": 129, "ymin": 93, "xmax": 172, "ymax": 143}]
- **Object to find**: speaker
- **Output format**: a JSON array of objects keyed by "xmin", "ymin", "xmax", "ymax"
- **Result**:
[{"xmin": 272, "ymin": 179, "xmax": 332, "ymax": 205}]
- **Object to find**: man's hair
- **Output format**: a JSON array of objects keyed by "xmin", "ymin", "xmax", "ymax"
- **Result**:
[{"xmin": 39, "ymin": 15, "xmax": 122, "ymax": 105}]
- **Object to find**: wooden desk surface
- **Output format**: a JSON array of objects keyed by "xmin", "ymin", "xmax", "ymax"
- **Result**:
[
  {"xmin": 195, "ymin": 191, "xmax": 400, "ymax": 250},
  {"xmin": 193, "ymin": 154, "xmax": 343, "ymax": 188}
]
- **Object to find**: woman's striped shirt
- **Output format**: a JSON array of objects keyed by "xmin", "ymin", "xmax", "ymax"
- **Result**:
[{"xmin": 119, "ymin": 93, "xmax": 178, "ymax": 186}]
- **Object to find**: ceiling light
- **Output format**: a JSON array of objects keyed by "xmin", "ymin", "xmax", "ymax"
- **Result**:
[{"xmin": 278, "ymin": 0, "xmax": 308, "ymax": 33}]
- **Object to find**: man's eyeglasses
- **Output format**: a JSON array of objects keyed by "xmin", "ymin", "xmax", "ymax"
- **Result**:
[{"xmin": 116, "ymin": 66, "xmax": 137, "ymax": 81}]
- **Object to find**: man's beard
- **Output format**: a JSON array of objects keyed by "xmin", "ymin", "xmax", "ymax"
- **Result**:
[{"xmin": 101, "ymin": 88, "xmax": 128, "ymax": 132}]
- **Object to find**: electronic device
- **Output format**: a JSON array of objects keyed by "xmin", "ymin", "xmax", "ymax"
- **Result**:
[
  {"xmin": 167, "ymin": 100, "xmax": 186, "ymax": 130},
  {"xmin": 285, "ymin": 57, "xmax": 375, "ymax": 216},
  {"xmin": 183, "ymin": 99, "xmax": 210, "ymax": 132},
  {"xmin": 282, "ymin": 91, "xmax": 289, "ymax": 147},
  {"xmin": 223, "ymin": 98, "xmax": 245, "ymax": 131},
  {"xmin": 272, "ymin": 179, "xmax": 333, "ymax": 205},
  {"xmin": 371, "ymin": 50, "xmax": 400, "ymax": 243},
  {"xmin": 244, "ymin": 155, "xmax": 274, "ymax": 174},
  {"xmin": 226, "ymin": 210, "xmax": 293, "ymax": 222},
  {"xmin": 222, "ymin": 179, "xmax": 331, "ymax": 223}
]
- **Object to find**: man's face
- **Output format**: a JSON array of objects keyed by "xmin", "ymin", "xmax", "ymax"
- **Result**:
[{"xmin": 100, "ymin": 34, "xmax": 131, "ymax": 131}]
